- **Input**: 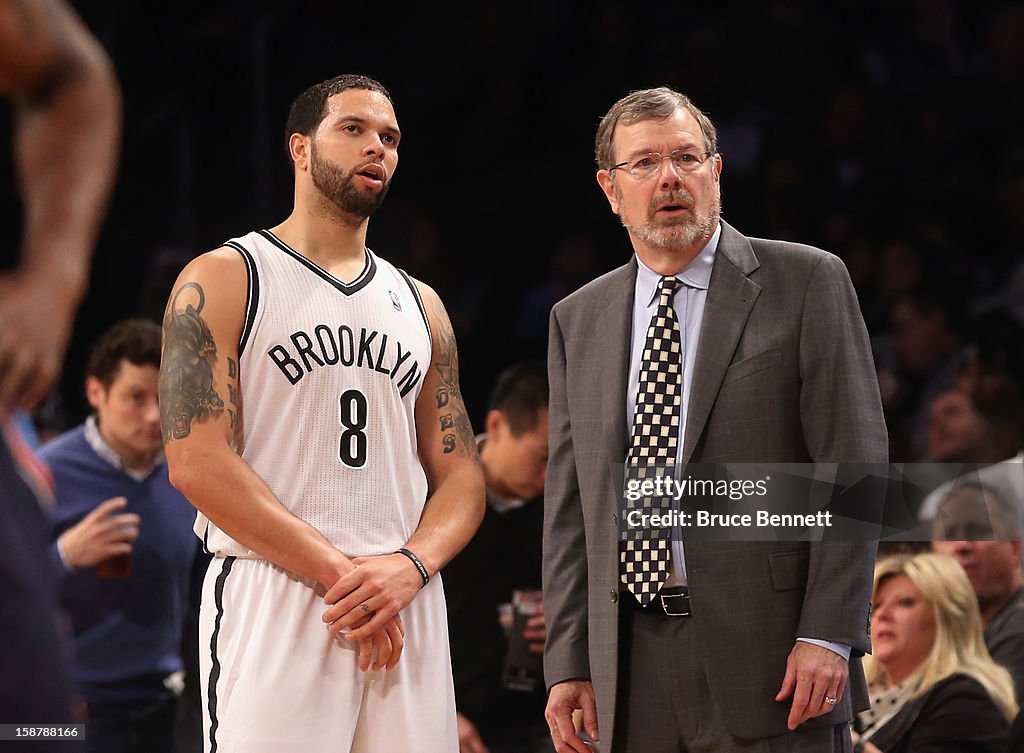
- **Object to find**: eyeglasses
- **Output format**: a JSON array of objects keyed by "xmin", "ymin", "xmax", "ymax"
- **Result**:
[{"xmin": 609, "ymin": 150, "xmax": 714, "ymax": 179}]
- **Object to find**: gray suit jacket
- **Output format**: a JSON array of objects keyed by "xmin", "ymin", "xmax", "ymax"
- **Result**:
[{"xmin": 543, "ymin": 221, "xmax": 888, "ymax": 743}]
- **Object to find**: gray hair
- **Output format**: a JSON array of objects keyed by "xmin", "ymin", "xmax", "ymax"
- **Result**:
[
  {"xmin": 594, "ymin": 86, "xmax": 718, "ymax": 170},
  {"xmin": 938, "ymin": 483, "xmax": 1022, "ymax": 539}
]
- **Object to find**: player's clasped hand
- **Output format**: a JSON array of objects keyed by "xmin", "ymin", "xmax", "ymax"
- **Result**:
[
  {"xmin": 322, "ymin": 552, "xmax": 425, "ymax": 640},
  {"xmin": 351, "ymin": 613, "xmax": 405, "ymax": 672}
]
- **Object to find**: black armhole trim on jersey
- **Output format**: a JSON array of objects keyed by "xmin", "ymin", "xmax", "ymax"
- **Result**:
[
  {"xmin": 258, "ymin": 229, "xmax": 377, "ymax": 296},
  {"xmin": 396, "ymin": 267, "xmax": 431, "ymax": 341},
  {"xmin": 207, "ymin": 556, "xmax": 235, "ymax": 753},
  {"xmin": 223, "ymin": 241, "xmax": 259, "ymax": 356},
  {"xmin": 201, "ymin": 524, "xmax": 211, "ymax": 556}
]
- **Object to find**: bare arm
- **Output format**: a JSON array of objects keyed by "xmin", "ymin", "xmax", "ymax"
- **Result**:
[
  {"xmin": 162, "ymin": 249, "xmax": 405, "ymax": 670},
  {"xmin": 160, "ymin": 250, "xmax": 354, "ymax": 589},
  {"xmin": 404, "ymin": 281, "xmax": 486, "ymax": 573},
  {"xmin": 321, "ymin": 282, "xmax": 485, "ymax": 639},
  {"xmin": 0, "ymin": 0, "xmax": 121, "ymax": 407}
]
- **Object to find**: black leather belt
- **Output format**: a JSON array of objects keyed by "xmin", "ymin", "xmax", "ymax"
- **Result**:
[{"xmin": 625, "ymin": 586, "xmax": 691, "ymax": 617}]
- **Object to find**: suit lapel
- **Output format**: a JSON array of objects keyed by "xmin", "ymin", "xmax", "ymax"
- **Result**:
[
  {"xmin": 683, "ymin": 222, "xmax": 762, "ymax": 462},
  {"xmin": 594, "ymin": 260, "xmax": 636, "ymax": 465}
]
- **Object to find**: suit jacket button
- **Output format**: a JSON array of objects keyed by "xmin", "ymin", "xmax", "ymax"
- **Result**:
[
  {"xmin": 612, "ymin": 513, "xmax": 617, "ymax": 523},
  {"xmin": 610, "ymin": 590, "xmax": 618, "ymax": 603}
]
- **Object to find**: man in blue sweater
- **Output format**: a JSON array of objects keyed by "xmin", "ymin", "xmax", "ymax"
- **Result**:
[{"xmin": 42, "ymin": 320, "xmax": 199, "ymax": 753}]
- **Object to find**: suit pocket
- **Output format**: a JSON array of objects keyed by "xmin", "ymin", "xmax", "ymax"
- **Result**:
[
  {"xmin": 768, "ymin": 550, "xmax": 810, "ymax": 591},
  {"xmin": 722, "ymin": 346, "xmax": 782, "ymax": 385}
]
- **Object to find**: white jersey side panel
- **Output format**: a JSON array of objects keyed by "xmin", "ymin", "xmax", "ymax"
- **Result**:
[{"xmin": 194, "ymin": 229, "xmax": 432, "ymax": 559}]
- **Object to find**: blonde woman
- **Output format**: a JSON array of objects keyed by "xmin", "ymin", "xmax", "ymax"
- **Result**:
[{"xmin": 853, "ymin": 553, "xmax": 1017, "ymax": 752}]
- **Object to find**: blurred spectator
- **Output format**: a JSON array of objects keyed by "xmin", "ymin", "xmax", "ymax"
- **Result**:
[
  {"xmin": 959, "ymin": 312, "xmax": 1024, "ymax": 409},
  {"xmin": 926, "ymin": 388, "xmax": 1019, "ymax": 464},
  {"xmin": 42, "ymin": 320, "xmax": 199, "ymax": 753},
  {"xmin": 853, "ymin": 553, "xmax": 1016, "ymax": 752},
  {"xmin": 916, "ymin": 328, "xmax": 1024, "ymax": 523},
  {"xmin": 932, "ymin": 485, "xmax": 1024, "ymax": 698},
  {"xmin": 514, "ymin": 230, "xmax": 603, "ymax": 348},
  {"xmin": 976, "ymin": 260, "xmax": 1024, "ymax": 330},
  {"xmin": 443, "ymin": 361, "xmax": 552, "ymax": 753},
  {"xmin": 756, "ymin": 156, "xmax": 809, "ymax": 241},
  {"xmin": 889, "ymin": 290, "xmax": 962, "ymax": 384},
  {"xmin": 876, "ymin": 241, "xmax": 924, "ymax": 317},
  {"xmin": 878, "ymin": 286, "xmax": 964, "ymax": 459},
  {"xmin": 918, "ymin": 456, "xmax": 1024, "ymax": 531}
]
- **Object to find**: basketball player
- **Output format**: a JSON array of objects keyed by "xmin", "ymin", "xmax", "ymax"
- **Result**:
[
  {"xmin": 0, "ymin": 0, "xmax": 120, "ymax": 730},
  {"xmin": 160, "ymin": 74, "xmax": 485, "ymax": 753}
]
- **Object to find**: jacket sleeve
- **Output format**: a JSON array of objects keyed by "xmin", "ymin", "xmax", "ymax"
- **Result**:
[
  {"xmin": 542, "ymin": 305, "xmax": 592, "ymax": 688},
  {"xmin": 796, "ymin": 252, "xmax": 887, "ymax": 654}
]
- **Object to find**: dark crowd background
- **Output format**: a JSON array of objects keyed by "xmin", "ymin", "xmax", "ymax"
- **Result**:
[{"xmin": 2, "ymin": 0, "xmax": 1023, "ymax": 461}]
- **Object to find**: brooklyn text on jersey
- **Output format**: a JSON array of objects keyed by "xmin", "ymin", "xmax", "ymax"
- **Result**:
[{"xmin": 267, "ymin": 325, "xmax": 422, "ymax": 395}]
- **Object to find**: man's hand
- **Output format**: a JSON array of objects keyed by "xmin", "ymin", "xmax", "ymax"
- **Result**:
[
  {"xmin": 350, "ymin": 612, "xmax": 405, "ymax": 672},
  {"xmin": 321, "ymin": 553, "xmax": 423, "ymax": 641},
  {"xmin": 545, "ymin": 679, "xmax": 598, "ymax": 753},
  {"xmin": 457, "ymin": 712, "xmax": 490, "ymax": 753},
  {"xmin": 524, "ymin": 599, "xmax": 546, "ymax": 654},
  {"xmin": 0, "ymin": 272, "xmax": 77, "ymax": 409},
  {"xmin": 58, "ymin": 496, "xmax": 139, "ymax": 569},
  {"xmin": 775, "ymin": 642, "xmax": 848, "ymax": 730}
]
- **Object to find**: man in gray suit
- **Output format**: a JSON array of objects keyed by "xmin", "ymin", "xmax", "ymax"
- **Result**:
[{"xmin": 543, "ymin": 87, "xmax": 888, "ymax": 752}]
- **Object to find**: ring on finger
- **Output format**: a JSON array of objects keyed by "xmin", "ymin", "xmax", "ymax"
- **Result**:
[
  {"xmin": 823, "ymin": 695, "xmax": 837, "ymax": 706},
  {"xmin": 360, "ymin": 603, "xmax": 370, "ymax": 614}
]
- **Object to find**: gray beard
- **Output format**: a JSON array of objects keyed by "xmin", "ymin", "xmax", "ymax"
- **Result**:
[
  {"xmin": 624, "ymin": 195, "xmax": 721, "ymax": 252},
  {"xmin": 310, "ymin": 146, "xmax": 389, "ymax": 219}
]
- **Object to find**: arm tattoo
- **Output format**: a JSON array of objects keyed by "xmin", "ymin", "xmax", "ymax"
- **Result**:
[
  {"xmin": 226, "ymin": 358, "xmax": 238, "ymax": 433},
  {"xmin": 428, "ymin": 295, "xmax": 480, "ymax": 462},
  {"xmin": 160, "ymin": 282, "xmax": 225, "ymax": 443}
]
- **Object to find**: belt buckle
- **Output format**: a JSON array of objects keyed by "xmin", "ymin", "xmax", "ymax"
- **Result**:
[{"xmin": 659, "ymin": 588, "xmax": 690, "ymax": 617}]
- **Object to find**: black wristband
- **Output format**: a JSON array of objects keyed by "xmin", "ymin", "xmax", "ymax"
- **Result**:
[
  {"xmin": 397, "ymin": 548, "xmax": 429, "ymax": 587},
  {"xmin": 852, "ymin": 740, "xmax": 865, "ymax": 753}
]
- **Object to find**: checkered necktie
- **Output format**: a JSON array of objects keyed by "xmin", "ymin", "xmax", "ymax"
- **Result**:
[{"xmin": 621, "ymin": 275, "xmax": 683, "ymax": 606}]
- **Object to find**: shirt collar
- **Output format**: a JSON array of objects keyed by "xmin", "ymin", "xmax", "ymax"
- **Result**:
[
  {"xmin": 636, "ymin": 222, "xmax": 721, "ymax": 307},
  {"xmin": 85, "ymin": 414, "xmax": 164, "ymax": 481}
]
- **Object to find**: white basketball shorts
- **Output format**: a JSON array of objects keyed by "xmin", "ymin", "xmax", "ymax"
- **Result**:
[{"xmin": 199, "ymin": 557, "xmax": 457, "ymax": 753}]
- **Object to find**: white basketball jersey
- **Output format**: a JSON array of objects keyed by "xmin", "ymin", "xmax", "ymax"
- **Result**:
[{"xmin": 196, "ymin": 229, "xmax": 433, "ymax": 559}]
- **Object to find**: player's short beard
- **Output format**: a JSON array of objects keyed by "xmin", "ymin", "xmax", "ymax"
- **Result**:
[
  {"xmin": 620, "ymin": 185, "xmax": 721, "ymax": 252},
  {"xmin": 310, "ymin": 142, "xmax": 389, "ymax": 219}
]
